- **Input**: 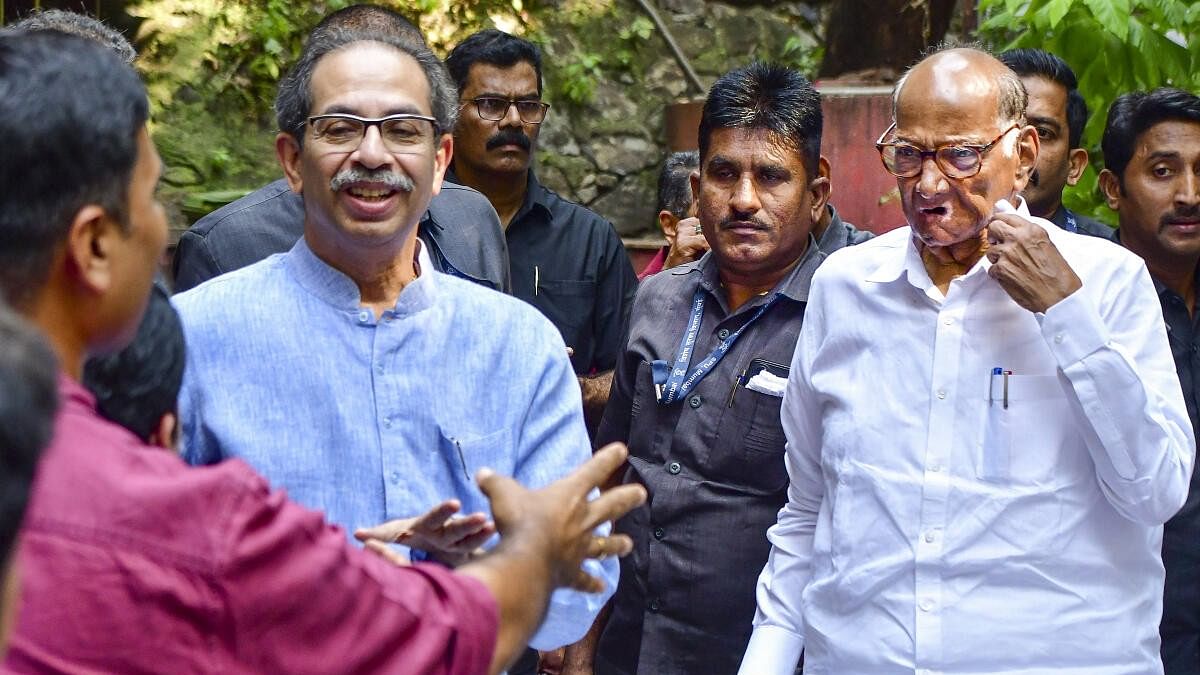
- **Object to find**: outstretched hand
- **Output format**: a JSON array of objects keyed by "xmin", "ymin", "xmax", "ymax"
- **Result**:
[{"xmin": 354, "ymin": 499, "xmax": 495, "ymax": 567}]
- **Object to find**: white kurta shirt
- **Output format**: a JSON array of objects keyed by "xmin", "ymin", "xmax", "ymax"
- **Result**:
[{"xmin": 741, "ymin": 202, "xmax": 1194, "ymax": 675}]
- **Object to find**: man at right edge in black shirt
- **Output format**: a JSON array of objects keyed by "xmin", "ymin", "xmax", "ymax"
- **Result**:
[
  {"xmin": 999, "ymin": 48, "xmax": 1112, "ymax": 238},
  {"xmin": 1101, "ymin": 88, "xmax": 1200, "ymax": 675}
]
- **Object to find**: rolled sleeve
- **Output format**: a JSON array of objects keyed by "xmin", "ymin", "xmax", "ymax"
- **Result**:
[{"xmin": 1039, "ymin": 263, "xmax": 1194, "ymax": 524}]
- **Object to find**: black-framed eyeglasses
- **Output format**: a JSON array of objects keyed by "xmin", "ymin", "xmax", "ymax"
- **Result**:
[
  {"xmin": 466, "ymin": 97, "xmax": 551, "ymax": 124},
  {"xmin": 875, "ymin": 122, "xmax": 1020, "ymax": 179},
  {"xmin": 306, "ymin": 113, "xmax": 440, "ymax": 154}
]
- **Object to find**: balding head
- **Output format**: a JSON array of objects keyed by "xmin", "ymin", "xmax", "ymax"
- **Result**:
[{"xmin": 894, "ymin": 48, "xmax": 1027, "ymax": 130}]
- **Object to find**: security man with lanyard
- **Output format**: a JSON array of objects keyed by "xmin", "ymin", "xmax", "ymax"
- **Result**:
[{"xmin": 563, "ymin": 63, "xmax": 871, "ymax": 675}]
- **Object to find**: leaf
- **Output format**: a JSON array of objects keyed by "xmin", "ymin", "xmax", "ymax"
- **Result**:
[
  {"xmin": 1042, "ymin": 0, "xmax": 1072, "ymax": 27},
  {"xmin": 1083, "ymin": 0, "xmax": 1131, "ymax": 41}
]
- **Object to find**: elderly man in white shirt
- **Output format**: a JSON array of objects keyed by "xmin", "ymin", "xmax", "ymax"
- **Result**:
[{"xmin": 740, "ymin": 47, "xmax": 1194, "ymax": 675}]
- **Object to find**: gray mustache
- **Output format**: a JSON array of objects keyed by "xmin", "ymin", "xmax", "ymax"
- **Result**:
[{"xmin": 329, "ymin": 168, "xmax": 414, "ymax": 193}]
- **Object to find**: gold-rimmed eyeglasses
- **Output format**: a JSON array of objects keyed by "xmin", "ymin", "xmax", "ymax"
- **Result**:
[{"xmin": 875, "ymin": 122, "xmax": 1020, "ymax": 179}]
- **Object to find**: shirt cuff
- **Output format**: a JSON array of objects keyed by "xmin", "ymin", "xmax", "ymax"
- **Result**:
[
  {"xmin": 1039, "ymin": 289, "xmax": 1108, "ymax": 368},
  {"xmin": 738, "ymin": 625, "xmax": 804, "ymax": 675}
]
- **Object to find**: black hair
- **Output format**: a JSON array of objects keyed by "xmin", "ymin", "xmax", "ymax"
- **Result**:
[
  {"xmin": 83, "ymin": 285, "xmax": 185, "ymax": 444},
  {"xmin": 445, "ymin": 29, "xmax": 543, "ymax": 97},
  {"xmin": 656, "ymin": 151, "xmax": 699, "ymax": 218},
  {"xmin": 0, "ymin": 304, "xmax": 59, "ymax": 571},
  {"xmin": 1102, "ymin": 88, "xmax": 1200, "ymax": 182},
  {"xmin": 10, "ymin": 9, "xmax": 136, "ymax": 64},
  {"xmin": 999, "ymin": 48, "xmax": 1088, "ymax": 149},
  {"xmin": 698, "ymin": 61, "xmax": 823, "ymax": 176},
  {"xmin": 274, "ymin": 11, "xmax": 456, "ymax": 142},
  {"xmin": 0, "ymin": 31, "xmax": 148, "ymax": 308}
]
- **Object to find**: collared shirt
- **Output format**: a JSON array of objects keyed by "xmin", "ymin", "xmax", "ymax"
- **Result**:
[
  {"xmin": 174, "ymin": 237, "xmax": 616, "ymax": 650},
  {"xmin": 453, "ymin": 169, "xmax": 636, "ymax": 375},
  {"xmin": 172, "ymin": 178, "xmax": 512, "ymax": 294},
  {"xmin": 1114, "ymin": 228, "xmax": 1200, "ymax": 675},
  {"xmin": 743, "ymin": 201, "xmax": 1194, "ymax": 675},
  {"xmin": 637, "ymin": 247, "xmax": 669, "ymax": 280},
  {"xmin": 1048, "ymin": 203, "xmax": 1114, "ymax": 239},
  {"xmin": 594, "ymin": 212, "xmax": 870, "ymax": 675},
  {"xmin": 6, "ymin": 377, "xmax": 497, "ymax": 674}
]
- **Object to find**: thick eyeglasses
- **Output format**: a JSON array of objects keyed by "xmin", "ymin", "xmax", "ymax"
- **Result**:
[
  {"xmin": 875, "ymin": 123, "xmax": 1019, "ymax": 179},
  {"xmin": 306, "ymin": 113, "xmax": 439, "ymax": 153},
  {"xmin": 469, "ymin": 97, "xmax": 551, "ymax": 124}
]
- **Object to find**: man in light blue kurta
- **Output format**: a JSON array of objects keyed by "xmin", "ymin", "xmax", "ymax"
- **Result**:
[{"xmin": 173, "ymin": 12, "xmax": 615, "ymax": 653}]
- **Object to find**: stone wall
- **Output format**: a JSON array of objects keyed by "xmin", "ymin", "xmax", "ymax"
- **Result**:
[{"xmin": 532, "ymin": 0, "xmax": 828, "ymax": 241}]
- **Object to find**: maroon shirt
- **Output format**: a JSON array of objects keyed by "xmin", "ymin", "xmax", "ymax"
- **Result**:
[
  {"xmin": 637, "ymin": 247, "xmax": 669, "ymax": 281},
  {"xmin": 5, "ymin": 377, "xmax": 498, "ymax": 674}
]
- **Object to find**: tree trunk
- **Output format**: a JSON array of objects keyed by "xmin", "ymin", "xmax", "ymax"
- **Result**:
[{"xmin": 819, "ymin": 0, "xmax": 958, "ymax": 81}]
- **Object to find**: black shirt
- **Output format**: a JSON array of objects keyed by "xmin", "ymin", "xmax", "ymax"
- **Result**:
[
  {"xmin": 593, "ymin": 210, "xmax": 870, "ymax": 675},
  {"xmin": 172, "ymin": 179, "xmax": 511, "ymax": 294},
  {"xmin": 1048, "ymin": 204, "xmax": 1114, "ymax": 239},
  {"xmin": 450, "ymin": 169, "xmax": 636, "ymax": 375},
  {"xmin": 1115, "ymin": 228, "xmax": 1200, "ymax": 675}
]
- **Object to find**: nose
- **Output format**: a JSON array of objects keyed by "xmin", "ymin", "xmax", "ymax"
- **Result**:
[
  {"xmin": 499, "ymin": 101, "xmax": 523, "ymax": 129},
  {"xmin": 914, "ymin": 155, "xmax": 948, "ymax": 199},
  {"xmin": 1176, "ymin": 169, "xmax": 1200, "ymax": 209},
  {"xmin": 350, "ymin": 123, "xmax": 393, "ymax": 170},
  {"xmin": 730, "ymin": 174, "xmax": 761, "ymax": 215}
]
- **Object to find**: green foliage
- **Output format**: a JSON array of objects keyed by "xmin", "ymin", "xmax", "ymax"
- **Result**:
[
  {"xmin": 543, "ymin": 2, "xmax": 657, "ymax": 107},
  {"xmin": 772, "ymin": 34, "xmax": 824, "ymax": 78},
  {"xmin": 979, "ymin": 0, "xmax": 1200, "ymax": 224}
]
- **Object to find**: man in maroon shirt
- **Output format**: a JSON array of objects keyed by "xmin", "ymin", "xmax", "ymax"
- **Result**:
[{"xmin": 0, "ymin": 29, "xmax": 643, "ymax": 675}]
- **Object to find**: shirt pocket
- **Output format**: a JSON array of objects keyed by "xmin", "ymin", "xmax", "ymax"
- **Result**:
[
  {"xmin": 976, "ymin": 373, "xmax": 1074, "ymax": 485},
  {"xmin": 714, "ymin": 385, "xmax": 789, "ymax": 494},
  {"xmin": 627, "ymin": 360, "xmax": 665, "ymax": 464},
  {"xmin": 436, "ymin": 427, "xmax": 510, "ymax": 495},
  {"xmin": 531, "ymin": 279, "xmax": 595, "ymax": 352}
]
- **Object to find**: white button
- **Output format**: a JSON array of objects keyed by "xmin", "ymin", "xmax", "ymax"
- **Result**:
[
  {"xmin": 358, "ymin": 311, "xmax": 371, "ymax": 323},
  {"xmin": 943, "ymin": 317, "xmax": 953, "ymax": 326},
  {"xmin": 919, "ymin": 598, "xmax": 934, "ymax": 612},
  {"xmin": 924, "ymin": 531, "xmax": 936, "ymax": 543},
  {"xmin": 1055, "ymin": 334, "xmax": 1064, "ymax": 344},
  {"xmin": 936, "ymin": 389, "xmax": 946, "ymax": 399},
  {"xmin": 929, "ymin": 463, "xmax": 942, "ymax": 473},
  {"xmin": 382, "ymin": 417, "xmax": 393, "ymax": 429}
]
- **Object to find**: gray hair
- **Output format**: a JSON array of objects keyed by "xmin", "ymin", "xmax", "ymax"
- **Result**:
[
  {"xmin": 892, "ymin": 43, "xmax": 1027, "ymax": 129},
  {"xmin": 275, "ymin": 27, "xmax": 458, "ymax": 144},
  {"xmin": 10, "ymin": 9, "xmax": 136, "ymax": 64}
]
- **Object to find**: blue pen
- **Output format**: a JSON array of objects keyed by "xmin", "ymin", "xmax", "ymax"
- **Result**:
[{"xmin": 990, "ymin": 367, "xmax": 1002, "ymax": 406}]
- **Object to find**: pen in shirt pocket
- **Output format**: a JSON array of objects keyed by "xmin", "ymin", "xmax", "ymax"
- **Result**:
[{"xmin": 988, "ymin": 367, "xmax": 1012, "ymax": 409}]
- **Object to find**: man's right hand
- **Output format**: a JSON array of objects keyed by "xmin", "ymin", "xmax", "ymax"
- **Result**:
[
  {"xmin": 354, "ymin": 500, "xmax": 495, "ymax": 566},
  {"xmin": 665, "ymin": 217, "xmax": 710, "ymax": 270}
]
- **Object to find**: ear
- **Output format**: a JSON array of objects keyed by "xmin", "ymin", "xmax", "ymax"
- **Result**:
[
  {"xmin": 149, "ymin": 411, "xmax": 178, "ymax": 451},
  {"xmin": 64, "ymin": 204, "xmax": 123, "ymax": 296},
  {"xmin": 1098, "ymin": 168, "xmax": 1123, "ymax": 211},
  {"xmin": 809, "ymin": 156, "xmax": 833, "ymax": 223},
  {"xmin": 276, "ymin": 132, "xmax": 304, "ymax": 194},
  {"xmin": 1013, "ymin": 125, "xmax": 1040, "ymax": 192},
  {"xmin": 430, "ymin": 133, "xmax": 454, "ymax": 197},
  {"xmin": 658, "ymin": 211, "xmax": 679, "ymax": 240},
  {"xmin": 1066, "ymin": 148, "xmax": 1089, "ymax": 186},
  {"xmin": 689, "ymin": 169, "xmax": 701, "ymax": 209}
]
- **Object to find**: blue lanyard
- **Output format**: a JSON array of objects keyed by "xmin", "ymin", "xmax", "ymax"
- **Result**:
[
  {"xmin": 651, "ymin": 288, "xmax": 780, "ymax": 406},
  {"xmin": 1064, "ymin": 211, "xmax": 1078, "ymax": 233}
]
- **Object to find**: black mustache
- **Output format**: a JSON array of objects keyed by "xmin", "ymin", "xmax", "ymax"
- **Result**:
[
  {"xmin": 486, "ymin": 129, "xmax": 531, "ymax": 151},
  {"xmin": 1162, "ymin": 207, "xmax": 1200, "ymax": 225},
  {"xmin": 719, "ymin": 216, "xmax": 768, "ymax": 230}
]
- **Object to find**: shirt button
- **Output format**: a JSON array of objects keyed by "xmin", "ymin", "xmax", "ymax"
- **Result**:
[
  {"xmin": 924, "ymin": 531, "xmax": 936, "ymax": 543},
  {"xmin": 375, "ymin": 362, "xmax": 385, "ymax": 374},
  {"xmin": 1054, "ymin": 334, "xmax": 1064, "ymax": 344},
  {"xmin": 390, "ymin": 471, "xmax": 401, "ymax": 484},
  {"xmin": 668, "ymin": 461, "xmax": 681, "ymax": 475},
  {"xmin": 717, "ymin": 328, "xmax": 731, "ymax": 340},
  {"xmin": 648, "ymin": 598, "xmax": 661, "ymax": 612},
  {"xmin": 929, "ymin": 463, "xmax": 942, "ymax": 473},
  {"xmin": 382, "ymin": 417, "xmax": 393, "ymax": 429},
  {"xmin": 936, "ymin": 389, "xmax": 946, "ymax": 400},
  {"xmin": 688, "ymin": 395, "xmax": 702, "ymax": 409},
  {"xmin": 919, "ymin": 598, "xmax": 934, "ymax": 612},
  {"xmin": 653, "ymin": 527, "xmax": 665, "ymax": 540},
  {"xmin": 942, "ymin": 317, "xmax": 953, "ymax": 326},
  {"xmin": 357, "ymin": 310, "xmax": 371, "ymax": 323}
]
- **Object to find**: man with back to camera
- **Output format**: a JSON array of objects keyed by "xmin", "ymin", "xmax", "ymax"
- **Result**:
[
  {"xmin": 1099, "ymin": 87, "xmax": 1200, "ymax": 675},
  {"xmin": 740, "ymin": 46, "xmax": 1192, "ymax": 674},
  {"xmin": 444, "ymin": 29, "xmax": 638, "ymax": 424},
  {"xmin": 172, "ymin": 4, "xmax": 511, "ymax": 294},
  {"xmin": 570, "ymin": 62, "xmax": 870, "ymax": 675},
  {"xmin": 638, "ymin": 150, "xmax": 705, "ymax": 279},
  {"xmin": 173, "ymin": 8, "xmax": 619, "ymax": 659},
  {"xmin": 998, "ymin": 47, "xmax": 1112, "ymax": 237},
  {"xmin": 0, "ymin": 30, "xmax": 644, "ymax": 675}
]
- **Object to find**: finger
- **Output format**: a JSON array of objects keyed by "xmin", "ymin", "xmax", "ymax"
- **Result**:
[
  {"xmin": 354, "ymin": 515, "xmax": 419, "ymax": 543},
  {"xmin": 410, "ymin": 500, "xmax": 462, "ymax": 533},
  {"xmin": 562, "ymin": 567, "xmax": 607, "ymax": 594},
  {"xmin": 364, "ymin": 539, "xmax": 412, "ymax": 566},
  {"xmin": 475, "ymin": 467, "xmax": 523, "ymax": 503},
  {"xmin": 441, "ymin": 514, "xmax": 492, "ymax": 542},
  {"xmin": 451, "ymin": 524, "xmax": 496, "ymax": 552},
  {"xmin": 582, "ymin": 484, "xmax": 647, "ymax": 531},
  {"xmin": 563, "ymin": 443, "xmax": 630, "ymax": 492},
  {"xmin": 587, "ymin": 533, "xmax": 634, "ymax": 560}
]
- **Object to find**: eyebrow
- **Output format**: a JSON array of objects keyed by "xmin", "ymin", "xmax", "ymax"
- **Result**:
[
  {"xmin": 316, "ymin": 104, "xmax": 428, "ymax": 117},
  {"xmin": 1027, "ymin": 115, "xmax": 1062, "ymax": 130},
  {"xmin": 473, "ymin": 92, "xmax": 541, "ymax": 100},
  {"xmin": 1145, "ymin": 150, "xmax": 1184, "ymax": 163}
]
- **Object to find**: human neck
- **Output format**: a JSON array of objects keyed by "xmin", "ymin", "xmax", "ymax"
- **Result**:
[
  {"xmin": 453, "ymin": 162, "xmax": 528, "ymax": 228},
  {"xmin": 305, "ymin": 232, "xmax": 421, "ymax": 319},
  {"xmin": 917, "ymin": 233, "xmax": 988, "ymax": 296},
  {"xmin": 1029, "ymin": 196, "xmax": 1061, "ymax": 220},
  {"xmin": 719, "ymin": 249, "xmax": 805, "ymax": 312},
  {"xmin": 1135, "ymin": 246, "xmax": 1200, "ymax": 316},
  {"xmin": 26, "ymin": 285, "xmax": 86, "ymax": 380}
]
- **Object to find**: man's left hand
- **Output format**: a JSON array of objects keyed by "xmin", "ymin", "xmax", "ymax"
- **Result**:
[
  {"xmin": 986, "ymin": 213, "xmax": 1082, "ymax": 313},
  {"xmin": 354, "ymin": 499, "xmax": 495, "ymax": 566}
]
